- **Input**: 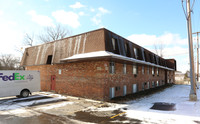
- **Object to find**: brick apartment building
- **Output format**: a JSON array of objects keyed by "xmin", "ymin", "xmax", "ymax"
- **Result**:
[{"xmin": 21, "ymin": 28, "xmax": 176, "ymax": 101}]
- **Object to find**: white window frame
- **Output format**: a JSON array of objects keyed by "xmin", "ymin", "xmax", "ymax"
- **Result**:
[
  {"xmin": 142, "ymin": 66, "xmax": 145, "ymax": 74},
  {"xmin": 147, "ymin": 82, "xmax": 150, "ymax": 89},
  {"xmin": 110, "ymin": 62, "xmax": 115, "ymax": 74},
  {"xmin": 141, "ymin": 48, "xmax": 145, "ymax": 61},
  {"xmin": 147, "ymin": 66, "xmax": 149, "ymax": 75},
  {"xmin": 112, "ymin": 38, "xmax": 116, "ymax": 50},
  {"xmin": 152, "ymin": 67, "xmax": 154, "ymax": 75},
  {"xmin": 123, "ymin": 64, "xmax": 127, "ymax": 74},
  {"xmin": 152, "ymin": 81, "xmax": 155, "ymax": 88},
  {"xmin": 133, "ymin": 84, "xmax": 137, "ymax": 93},
  {"xmin": 134, "ymin": 48, "xmax": 138, "ymax": 59},
  {"xmin": 142, "ymin": 83, "xmax": 145, "ymax": 90},
  {"xmin": 133, "ymin": 65, "xmax": 137, "ymax": 75},
  {"xmin": 157, "ymin": 68, "xmax": 159, "ymax": 76},
  {"xmin": 156, "ymin": 81, "xmax": 159, "ymax": 86}
]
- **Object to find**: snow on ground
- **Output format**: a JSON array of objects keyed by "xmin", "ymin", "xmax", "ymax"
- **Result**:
[
  {"xmin": 125, "ymin": 85, "xmax": 200, "ymax": 117},
  {"xmin": 0, "ymin": 93, "xmax": 67, "ymax": 111},
  {"xmin": 0, "ymin": 92, "xmax": 73, "ymax": 117},
  {"xmin": 95, "ymin": 85, "xmax": 200, "ymax": 123},
  {"xmin": 35, "ymin": 102, "xmax": 74, "ymax": 110}
]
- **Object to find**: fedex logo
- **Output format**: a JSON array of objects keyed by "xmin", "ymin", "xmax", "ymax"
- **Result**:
[{"xmin": 0, "ymin": 73, "xmax": 25, "ymax": 81}]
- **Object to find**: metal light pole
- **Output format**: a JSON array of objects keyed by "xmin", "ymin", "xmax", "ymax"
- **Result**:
[{"xmin": 186, "ymin": 0, "xmax": 197, "ymax": 101}]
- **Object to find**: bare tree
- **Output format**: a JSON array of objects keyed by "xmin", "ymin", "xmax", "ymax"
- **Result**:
[
  {"xmin": 0, "ymin": 54, "xmax": 21, "ymax": 70},
  {"xmin": 23, "ymin": 33, "xmax": 34, "ymax": 47},
  {"xmin": 154, "ymin": 41, "xmax": 165, "ymax": 57},
  {"xmin": 38, "ymin": 24, "xmax": 71, "ymax": 43}
]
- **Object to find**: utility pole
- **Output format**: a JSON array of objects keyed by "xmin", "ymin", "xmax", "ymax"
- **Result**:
[
  {"xmin": 186, "ymin": 0, "xmax": 197, "ymax": 101},
  {"xmin": 193, "ymin": 32, "xmax": 200, "ymax": 82}
]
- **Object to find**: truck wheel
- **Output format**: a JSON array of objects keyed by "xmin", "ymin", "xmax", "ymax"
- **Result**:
[{"xmin": 20, "ymin": 90, "xmax": 30, "ymax": 98}]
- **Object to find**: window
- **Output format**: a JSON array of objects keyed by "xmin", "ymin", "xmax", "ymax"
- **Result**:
[
  {"xmin": 125, "ymin": 43, "xmax": 128, "ymax": 54},
  {"xmin": 157, "ymin": 68, "xmax": 159, "ymax": 76},
  {"xmin": 141, "ymin": 48, "xmax": 145, "ymax": 61},
  {"xmin": 149, "ymin": 54, "xmax": 152, "ymax": 63},
  {"xmin": 112, "ymin": 38, "xmax": 119, "ymax": 54},
  {"xmin": 155, "ymin": 55, "xmax": 158, "ymax": 64},
  {"xmin": 125, "ymin": 43, "xmax": 130, "ymax": 57},
  {"xmin": 147, "ymin": 66, "xmax": 149, "ymax": 74},
  {"xmin": 123, "ymin": 64, "xmax": 126, "ymax": 74},
  {"xmin": 152, "ymin": 81, "xmax": 155, "ymax": 88},
  {"xmin": 109, "ymin": 62, "xmax": 115, "ymax": 74},
  {"xmin": 142, "ymin": 82, "xmax": 145, "ymax": 90},
  {"xmin": 156, "ymin": 81, "xmax": 159, "ymax": 86},
  {"xmin": 133, "ymin": 84, "xmax": 137, "ymax": 93},
  {"xmin": 142, "ymin": 66, "xmax": 145, "ymax": 74},
  {"xmin": 152, "ymin": 67, "xmax": 154, "ymax": 75},
  {"xmin": 112, "ymin": 38, "xmax": 116, "ymax": 50},
  {"xmin": 46, "ymin": 55, "xmax": 53, "ymax": 64},
  {"xmin": 152, "ymin": 55, "xmax": 155, "ymax": 63},
  {"xmin": 133, "ymin": 65, "xmax": 138, "ymax": 75},
  {"xmin": 147, "ymin": 82, "xmax": 150, "ymax": 89},
  {"xmin": 110, "ymin": 87, "xmax": 115, "ymax": 99},
  {"xmin": 123, "ymin": 85, "xmax": 127, "ymax": 96},
  {"xmin": 115, "ymin": 86, "xmax": 120, "ymax": 91},
  {"xmin": 134, "ymin": 48, "xmax": 138, "ymax": 59}
]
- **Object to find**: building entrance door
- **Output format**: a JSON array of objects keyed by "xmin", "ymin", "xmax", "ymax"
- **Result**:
[{"xmin": 51, "ymin": 75, "xmax": 56, "ymax": 90}]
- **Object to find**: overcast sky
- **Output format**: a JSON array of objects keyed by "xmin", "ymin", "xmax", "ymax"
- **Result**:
[{"xmin": 0, "ymin": 0, "xmax": 200, "ymax": 73}]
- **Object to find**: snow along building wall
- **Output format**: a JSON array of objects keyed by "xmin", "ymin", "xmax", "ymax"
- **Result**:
[{"xmin": 21, "ymin": 28, "xmax": 176, "ymax": 101}]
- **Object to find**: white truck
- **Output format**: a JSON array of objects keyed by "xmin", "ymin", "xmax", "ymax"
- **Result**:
[{"xmin": 0, "ymin": 70, "xmax": 40, "ymax": 98}]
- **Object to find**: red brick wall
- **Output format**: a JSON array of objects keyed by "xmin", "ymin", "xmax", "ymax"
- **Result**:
[
  {"xmin": 26, "ymin": 60, "xmax": 175, "ymax": 101},
  {"xmin": 103, "ymin": 62, "xmax": 167, "ymax": 100}
]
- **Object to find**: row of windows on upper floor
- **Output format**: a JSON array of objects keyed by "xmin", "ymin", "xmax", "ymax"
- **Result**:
[
  {"xmin": 109, "ymin": 62, "xmax": 172, "ymax": 76},
  {"xmin": 111, "ymin": 38, "xmax": 166, "ymax": 66}
]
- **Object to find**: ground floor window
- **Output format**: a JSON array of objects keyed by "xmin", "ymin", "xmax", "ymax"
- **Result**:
[
  {"xmin": 156, "ymin": 81, "xmax": 159, "ymax": 87},
  {"xmin": 147, "ymin": 82, "xmax": 150, "ymax": 89},
  {"xmin": 123, "ymin": 85, "xmax": 127, "ymax": 96},
  {"xmin": 152, "ymin": 81, "xmax": 155, "ymax": 88},
  {"xmin": 142, "ymin": 82, "xmax": 145, "ymax": 90},
  {"xmin": 133, "ymin": 84, "xmax": 137, "ymax": 93},
  {"xmin": 109, "ymin": 87, "xmax": 115, "ymax": 99}
]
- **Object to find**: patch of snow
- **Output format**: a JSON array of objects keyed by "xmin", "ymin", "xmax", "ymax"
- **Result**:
[
  {"xmin": 111, "ymin": 120, "xmax": 130, "ymax": 123},
  {"xmin": 36, "ymin": 102, "xmax": 74, "ymax": 110},
  {"xmin": 84, "ymin": 98, "xmax": 102, "ymax": 103},
  {"xmin": 95, "ymin": 85, "xmax": 200, "ymax": 123},
  {"xmin": 125, "ymin": 85, "xmax": 200, "ymax": 117},
  {"xmin": 1, "ymin": 108, "xmax": 40, "ymax": 117},
  {"xmin": 87, "ymin": 103, "xmax": 127, "ymax": 112},
  {"xmin": 0, "ymin": 93, "xmax": 67, "ymax": 111}
]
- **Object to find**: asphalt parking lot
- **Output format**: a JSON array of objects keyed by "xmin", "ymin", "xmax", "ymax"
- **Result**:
[
  {"xmin": 1, "ymin": 85, "xmax": 199, "ymax": 124},
  {"xmin": 0, "ymin": 92, "xmax": 134, "ymax": 124}
]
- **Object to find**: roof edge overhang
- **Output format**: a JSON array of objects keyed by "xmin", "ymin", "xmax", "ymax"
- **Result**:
[{"xmin": 60, "ymin": 51, "xmax": 175, "ymax": 71}]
